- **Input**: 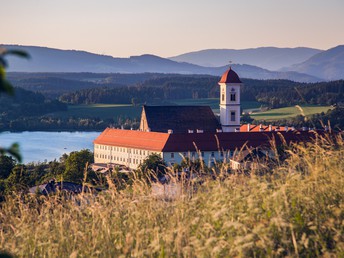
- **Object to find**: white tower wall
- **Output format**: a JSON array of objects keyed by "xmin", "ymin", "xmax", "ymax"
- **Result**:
[{"xmin": 219, "ymin": 82, "xmax": 242, "ymax": 132}]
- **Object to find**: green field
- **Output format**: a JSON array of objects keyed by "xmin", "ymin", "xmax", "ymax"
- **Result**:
[
  {"xmin": 50, "ymin": 102, "xmax": 332, "ymax": 122},
  {"xmin": 50, "ymin": 99, "xmax": 262, "ymax": 120},
  {"xmin": 251, "ymin": 105, "xmax": 332, "ymax": 121}
]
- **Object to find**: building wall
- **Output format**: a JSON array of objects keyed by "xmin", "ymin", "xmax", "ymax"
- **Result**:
[
  {"xmin": 94, "ymin": 143, "xmax": 237, "ymax": 170},
  {"xmin": 94, "ymin": 143, "xmax": 161, "ymax": 170},
  {"xmin": 162, "ymin": 150, "xmax": 233, "ymax": 167}
]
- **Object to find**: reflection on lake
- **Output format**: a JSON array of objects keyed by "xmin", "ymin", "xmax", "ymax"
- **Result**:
[{"xmin": 0, "ymin": 131, "xmax": 100, "ymax": 164}]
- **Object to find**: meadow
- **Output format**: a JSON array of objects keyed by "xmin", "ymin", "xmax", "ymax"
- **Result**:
[
  {"xmin": 49, "ymin": 101, "xmax": 331, "ymax": 125},
  {"xmin": 250, "ymin": 105, "xmax": 332, "ymax": 121},
  {"xmin": 49, "ymin": 99, "xmax": 261, "ymax": 120},
  {"xmin": 0, "ymin": 134, "xmax": 343, "ymax": 257}
]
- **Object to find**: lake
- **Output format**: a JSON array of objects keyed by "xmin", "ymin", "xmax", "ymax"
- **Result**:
[{"xmin": 0, "ymin": 131, "xmax": 101, "ymax": 164}]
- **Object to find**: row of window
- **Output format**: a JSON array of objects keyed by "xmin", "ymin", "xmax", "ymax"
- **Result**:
[
  {"xmin": 169, "ymin": 151, "xmax": 234, "ymax": 159},
  {"xmin": 95, "ymin": 153, "xmax": 143, "ymax": 165},
  {"xmin": 221, "ymin": 93, "xmax": 236, "ymax": 102},
  {"xmin": 95, "ymin": 145, "xmax": 151, "ymax": 156}
]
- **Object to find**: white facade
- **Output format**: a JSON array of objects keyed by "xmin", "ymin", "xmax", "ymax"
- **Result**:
[
  {"xmin": 94, "ymin": 143, "xmax": 235, "ymax": 170},
  {"xmin": 94, "ymin": 143, "xmax": 161, "ymax": 170},
  {"xmin": 219, "ymin": 82, "xmax": 242, "ymax": 132}
]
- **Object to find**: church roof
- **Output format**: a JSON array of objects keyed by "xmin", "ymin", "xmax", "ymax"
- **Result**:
[
  {"xmin": 141, "ymin": 105, "xmax": 221, "ymax": 133},
  {"xmin": 219, "ymin": 67, "xmax": 242, "ymax": 83}
]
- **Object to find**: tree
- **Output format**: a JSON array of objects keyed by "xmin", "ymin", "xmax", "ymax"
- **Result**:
[
  {"xmin": 0, "ymin": 155, "xmax": 16, "ymax": 180},
  {"xmin": 241, "ymin": 113, "xmax": 254, "ymax": 123},
  {"xmin": 138, "ymin": 153, "xmax": 166, "ymax": 177},
  {"xmin": 63, "ymin": 149, "xmax": 94, "ymax": 183},
  {"xmin": 0, "ymin": 47, "xmax": 29, "ymax": 162}
]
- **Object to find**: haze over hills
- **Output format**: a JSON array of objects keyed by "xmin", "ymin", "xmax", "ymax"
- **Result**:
[
  {"xmin": 282, "ymin": 45, "xmax": 344, "ymax": 81},
  {"xmin": 0, "ymin": 44, "xmax": 325, "ymax": 82},
  {"xmin": 169, "ymin": 47, "xmax": 322, "ymax": 70}
]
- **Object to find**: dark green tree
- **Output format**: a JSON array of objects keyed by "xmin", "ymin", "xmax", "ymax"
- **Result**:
[
  {"xmin": 63, "ymin": 149, "xmax": 94, "ymax": 183},
  {"xmin": 138, "ymin": 153, "xmax": 166, "ymax": 177},
  {"xmin": 0, "ymin": 155, "xmax": 16, "ymax": 179}
]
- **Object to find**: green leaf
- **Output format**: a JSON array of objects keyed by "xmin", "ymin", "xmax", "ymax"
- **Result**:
[
  {"xmin": 7, "ymin": 143, "xmax": 22, "ymax": 163},
  {"xmin": 4, "ymin": 49, "xmax": 30, "ymax": 59}
]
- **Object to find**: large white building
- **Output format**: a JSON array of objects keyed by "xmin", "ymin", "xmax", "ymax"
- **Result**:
[{"xmin": 93, "ymin": 68, "xmax": 315, "ymax": 170}]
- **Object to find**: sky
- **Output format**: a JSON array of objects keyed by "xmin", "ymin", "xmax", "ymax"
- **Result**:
[{"xmin": 2, "ymin": 0, "xmax": 344, "ymax": 58}]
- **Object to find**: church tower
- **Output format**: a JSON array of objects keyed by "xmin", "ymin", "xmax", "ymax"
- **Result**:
[{"xmin": 218, "ymin": 67, "xmax": 242, "ymax": 132}]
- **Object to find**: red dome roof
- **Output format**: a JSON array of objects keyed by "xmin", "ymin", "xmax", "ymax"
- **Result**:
[{"xmin": 219, "ymin": 67, "xmax": 242, "ymax": 83}]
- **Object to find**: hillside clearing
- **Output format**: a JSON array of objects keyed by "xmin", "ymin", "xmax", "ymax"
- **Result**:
[{"xmin": 251, "ymin": 105, "xmax": 332, "ymax": 121}]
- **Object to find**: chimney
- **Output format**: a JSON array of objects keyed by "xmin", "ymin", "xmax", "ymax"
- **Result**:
[
  {"xmin": 247, "ymin": 123, "xmax": 250, "ymax": 132},
  {"xmin": 147, "ymin": 127, "xmax": 151, "ymax": 132},
  {"xmin": 269, "ymin": 125, "xmax": 272, "ymax": 132},
  {"xmin": 291, "ymin": 126, "xmax": 295, "ymax": 131},
  {"xmin": 168, "ymin": 129, "xmax": 173, "ymax": 134},
  {"xmin": 285, "ymin": 126, "xmax": 288, "ymax": 132},
  {"xmin": 121, "ymin": 125, "xmax": 124, "ymax": 130},
  {"xmin": 259, "ymin": 124, "xmax": 264, "ymax": 132}
]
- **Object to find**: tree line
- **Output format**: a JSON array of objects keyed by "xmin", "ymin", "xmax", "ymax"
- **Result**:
[{"xmin": 58, "ymin": 76, "xmax": 344, "ymax": 108}]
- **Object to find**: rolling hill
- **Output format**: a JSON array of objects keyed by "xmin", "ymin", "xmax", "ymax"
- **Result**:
[
  {"xmin": 169, "ymin": 47, "xmax": 322, "ymax": 70},
  {"xmin": 282, "ymin": 45, "xmax": 344, "ymax": 81},
  {"xmin": 2, "ymin": 44, "xmax": 321, "ymax": 82}
]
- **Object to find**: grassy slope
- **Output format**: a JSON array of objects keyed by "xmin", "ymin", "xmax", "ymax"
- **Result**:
[
  {"xmin": 0, "ymin": 135, "xmax": 343, "ymax": 257},
  {"xmin": 50, "ymin": 100, "xmax": 261, "ymax": 120},
  {"xmin": 49, "ymin": 100, "xmax": 331, "ymax": 123},
  {"xmin": 251, "ymin": 105, "xmax": 332, "ymax": 121}
]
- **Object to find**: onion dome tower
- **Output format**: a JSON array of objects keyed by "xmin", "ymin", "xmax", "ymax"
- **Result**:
[{"xmin": 218, "ymin": 67, "xmax": 242, "ymax": 132}]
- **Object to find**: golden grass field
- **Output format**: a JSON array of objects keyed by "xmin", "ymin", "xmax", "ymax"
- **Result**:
[{"xmin": 0, "ymin": 134, "xmax": 343, "ymax": 257}]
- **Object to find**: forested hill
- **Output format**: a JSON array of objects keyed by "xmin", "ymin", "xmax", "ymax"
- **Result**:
[{"xmin": 59, "ymin": 76, "xmax": 344, "ymax": 108}]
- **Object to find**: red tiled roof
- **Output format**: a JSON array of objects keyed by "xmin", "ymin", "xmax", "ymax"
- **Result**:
[
  {"xmin": 94, "ymin": 128, "xmax": 318, "ymax": 153},
  {"xmin": 162, "ymin": 131, "xmax": 315, "ymax": 152},
  {"xmin": 93, "ymin": 128, "xmax": 170, "ymax": 151},
  {"xmin": 219, "ymin": 67, "xmax": 242, "ymax": 83}
]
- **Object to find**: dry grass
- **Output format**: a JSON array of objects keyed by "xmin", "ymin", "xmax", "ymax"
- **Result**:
[{"xmin": 0, "ymin": 134, "xmax": 343, "ymax": 257}]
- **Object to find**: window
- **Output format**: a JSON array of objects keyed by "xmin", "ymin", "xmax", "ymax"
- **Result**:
[
  {"xmin": 221, "ymin": 94, "xmax": 225, "ymax": 101},
  {"xmin": 211, "ymin": 152, "xmax": 215, "ymax": 157},
  {"xmin": 230, "ymin": 93, "xmax": 236, "ymax": 101},
  {"xmin": 231, "ymin": 111, "xmax": 236, "ymax": 121},
  {"xmin": 201, "ymin": 152, "xmax": 204, "ymax": 157},
  {"xmin": 170, "ymin": 152, "xmax": 174, "ymax": 158}
]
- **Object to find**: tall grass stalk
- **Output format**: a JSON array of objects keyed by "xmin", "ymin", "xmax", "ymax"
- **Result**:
[{"xmin": 0, "ymin": 135, "xmax": 343, "ymax": 257}]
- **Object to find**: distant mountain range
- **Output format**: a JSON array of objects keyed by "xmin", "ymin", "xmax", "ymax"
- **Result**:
[
  {"xmin": 2, "ymin": 44, "xmax": 343, "ymax": 82},
  {"xmin": 281, "ymin": 45, "xmax": 344, "ymax": 81},
  {"xmin": 169, "ymin": 47, "xmax": 322, "ymax": 70}
]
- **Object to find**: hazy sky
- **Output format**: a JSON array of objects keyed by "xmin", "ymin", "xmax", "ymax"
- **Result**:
[{"xmin": 2, "ymin": 0, "xmax": 344, "ymax": 57}]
